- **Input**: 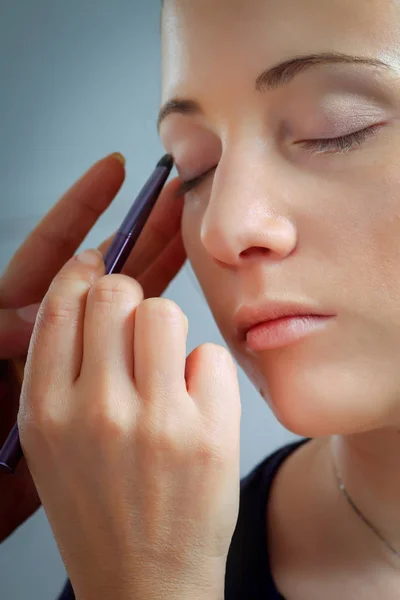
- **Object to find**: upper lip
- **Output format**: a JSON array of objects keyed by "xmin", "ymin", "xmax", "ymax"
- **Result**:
[{"xmin": 234, "ymin": 302, "xmax": 335, "ymax": 341}]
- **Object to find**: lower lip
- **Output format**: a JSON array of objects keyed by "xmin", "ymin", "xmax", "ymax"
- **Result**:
[{"xmin": 245, "ymin": 315, "xmax": 334, "ymax": 351}]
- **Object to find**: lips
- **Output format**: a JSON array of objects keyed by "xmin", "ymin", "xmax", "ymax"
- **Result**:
[{"xmin": 234, "ymin": 302, "xmax": 336, "ymax": 343}]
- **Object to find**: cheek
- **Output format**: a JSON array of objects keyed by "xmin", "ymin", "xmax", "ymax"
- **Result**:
[
  {"xmin": 333, "ymin": 169, "xmax": 400, "ymax": 313},
  {"xmin": 291, "ymin": 159, "xmax": 400, "ymax": 321}
]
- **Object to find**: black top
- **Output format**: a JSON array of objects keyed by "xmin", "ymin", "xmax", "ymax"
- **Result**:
[
  {"xmin": 58, "ymin": 438, "xmax": 309, "ymax": 600},
  {"xmin": 224, "ymin": 438, "xmax": 309, "ymax": 599}
]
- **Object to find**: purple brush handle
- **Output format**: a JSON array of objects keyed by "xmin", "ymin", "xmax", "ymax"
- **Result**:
[{"xmin": 0, "ymin": 155, "xmax": 173, "ymax": 474}]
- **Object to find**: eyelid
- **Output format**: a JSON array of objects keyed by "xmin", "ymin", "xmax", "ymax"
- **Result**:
[
  {"xmin": 176, "ymin": 165, "xmax": 217, "ymax": 196},
  {"xmin": 175, "ymin": 123, "xmax": 383, "ymax": 197},
  {"xmin": 296, "ymin": 122, "xmax": 381, "ymax": 144},
  {"xmin": 296, "ymin": 122, "xmax": 383, "ymax": 153}
]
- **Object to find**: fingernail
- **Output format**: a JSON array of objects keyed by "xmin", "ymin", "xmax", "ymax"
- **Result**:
[
  {"xmin": 77, "ymin": 249, "xmax": 103, "ymax": 266},
  {"xmin": 111, "ymin": 152, "xmax": 126, "ymax": 166},
  {"xmin": 17, "ymin": 303, "xmax": 41, "ymax": 324}
]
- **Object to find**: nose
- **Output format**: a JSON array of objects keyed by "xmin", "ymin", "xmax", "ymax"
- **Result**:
[{"xmin": 200, "ymin": 164, "xmax": 298, "ymax": 267}]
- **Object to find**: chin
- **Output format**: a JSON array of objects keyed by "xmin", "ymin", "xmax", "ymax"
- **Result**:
[{"xmin": 238, "ymin": 347, "xmax": 400, "ymax": 438}]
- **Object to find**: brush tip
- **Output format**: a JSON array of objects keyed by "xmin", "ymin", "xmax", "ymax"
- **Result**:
[{"xmin": 157, "ymin": 154, "xmax": 174, "ymax": 170}]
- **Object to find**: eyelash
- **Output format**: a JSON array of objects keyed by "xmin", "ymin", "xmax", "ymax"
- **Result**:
[
  {"xmin": 296, "ymin": 124, "xmax": 379, "ymax": 154},
  {"xmin": 177, "ymin": 125, "xmax": 380, "ymax": 195},
  {"xmin": 177, "ymin": 166, "xmax": 217, "ymax": 196}
]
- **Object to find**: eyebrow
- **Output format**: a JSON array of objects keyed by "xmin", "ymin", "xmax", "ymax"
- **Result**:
[{"xmin": 157, "ymin": 51, "xmax": 391, "ymax": 131}]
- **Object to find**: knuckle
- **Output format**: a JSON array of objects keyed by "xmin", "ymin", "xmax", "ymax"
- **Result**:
[
  {"xmin": 56, "ymin": 268, "xmax": 91, "ymax": 288},
  {"xmin": 195, "ymin": 432, "xmax": 228, "ymax": 467},
  {"xmin": 37, "ymin": 227, "xmax": 70, "ymax": 254},
  {"xmin": 19, "ymin": 400, "xmax": 66, "ymax": 445},
  {"xmin": 90, "ymin": 275, "xmax": 142, "ymax": 309},
  {"xmin": 82, "ymin": 377, "xmax": 134, "ymax": 439},
  {"xmin": 140, "ymin": 297, "xmax": 187, "ymax": 324},
  {"xmin": 200, "ymin": 342, "xmax": 227, "ymax": 358},
  {"xmin": 88, "ymin": 403, "xmax": 133, "ymax": 440},
  {"xmin": 136, "ymin": 411, "xmax": 184, "ymax": 453},
  {"xmin": 36, "ymin": 411, "xmax": 65, "ymax": 436},
  {"xmin": 199, "ymin": 343, "xmax": 236, "ymax": 369},
  {"xmin": 39, "ymin": 294, "xmax": 78, "ymax": 327}
]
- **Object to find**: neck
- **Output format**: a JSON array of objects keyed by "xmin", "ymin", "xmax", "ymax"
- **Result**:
[{"xmin": 330, "ymin": 427, "xmax": 400, "ymax": 564}]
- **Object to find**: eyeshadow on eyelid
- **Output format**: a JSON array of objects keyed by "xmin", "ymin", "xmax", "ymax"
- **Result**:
[
  {"xmin": 174, "ymin": 150, "xmax": 221, "ymax": 181},
  {"xmin": 320, "ymin": 93, "xmax": 387, "ymax": 114},
  {"xmin": 303, "ymin": 94, "xmax": 388, "ymax": 134},
  {"xmin": 171, "ymin": 145, "xmax": 220, "ymax": 180}
]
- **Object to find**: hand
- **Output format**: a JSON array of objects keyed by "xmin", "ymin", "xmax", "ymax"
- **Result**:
[
  {"xmin": 18, "ymin": 250, "xmax": 241, "ymax": 600},
  {"xmin": 0, "ymin": 153, "xmax": 186, "ymax": 542}
]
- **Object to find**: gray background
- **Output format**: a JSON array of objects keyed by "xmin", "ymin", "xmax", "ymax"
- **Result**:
[{"xmin": 0, "ymin": 2, "xmax": 298, "ymax": 598}]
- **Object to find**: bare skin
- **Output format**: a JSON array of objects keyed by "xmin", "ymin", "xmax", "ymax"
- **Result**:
[{"xmin": 160, "ymin": 0, "xmax": 400, "ymax": 596}]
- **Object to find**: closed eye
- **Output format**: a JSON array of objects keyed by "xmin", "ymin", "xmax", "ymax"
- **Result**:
[
  {"xmin": 175, "ymin": 124, "xmax": 382, "ymax": 196},
  {"xmin": 295, "ymin": 124, "xmax": 382, "ymax": 154},
  {"xmin": 176, "ymin": 166, "xmax": 217, "ymax": 196}
]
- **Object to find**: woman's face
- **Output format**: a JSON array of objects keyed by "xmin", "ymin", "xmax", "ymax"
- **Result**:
[{"xmin": 159, "ymin": 0, "xmax": 400, "ymax": 437}]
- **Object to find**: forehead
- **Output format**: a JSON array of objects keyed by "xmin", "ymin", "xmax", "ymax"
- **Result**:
[{"xmin": 161, "ymin": 0, "xmax": 399, "ymax": 102}]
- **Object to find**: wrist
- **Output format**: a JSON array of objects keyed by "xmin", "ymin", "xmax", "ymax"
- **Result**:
[
  {"xmin": 74, "ymin": 576, "xmax": 225, "ymax": 600},
  {"xmin": 76, "ymin": 590, "xmax": 224, "ymax": 600}
]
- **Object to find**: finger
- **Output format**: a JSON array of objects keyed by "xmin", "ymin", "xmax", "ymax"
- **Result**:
[
  {"xmin": 185, "ymin": 344, "xmax": 241, "ymax": 440},
  {"xmin": 80, "ymin": 274, "xmax": 143, "ymax": 381},
  {"xmin": 97, "ymin": 178, "xmax": 184, "ymax": 280},
  {"xmin": 137, "ymin": 232, "xmax": 186, "ymax": 298},
  {"xmin": 0, "ymin": 154, "xmax": 125, "ymax": 309},
  {"xmin": 134, "ymin": 298, "xmax": 188, "ymax": 402},
  {"xmin": 0, "ymin": 304, "xmax": 40, "ymax": 359},
  {"xmin": 25, "ymin": 249, "xmax": 104, "ymax": 399}
]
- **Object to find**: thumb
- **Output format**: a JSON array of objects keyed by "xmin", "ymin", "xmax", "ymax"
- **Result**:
[{"xmin": 0, "ymin": 303, "xmax": 40, "ymax": 360}]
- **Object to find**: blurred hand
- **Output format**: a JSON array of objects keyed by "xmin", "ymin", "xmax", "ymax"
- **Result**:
[
  {"xmin": 0, "ymin": 153, "xmax": 186, "ymax": 542},
  {"xmin": 18, "ymin": 250, "xmax": 241, "ymax": 600}
]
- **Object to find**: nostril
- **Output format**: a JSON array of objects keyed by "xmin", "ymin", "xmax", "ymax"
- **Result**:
[{"xmin": 240, "ymin": 247, "xmax": 271, "ymax": 259}]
